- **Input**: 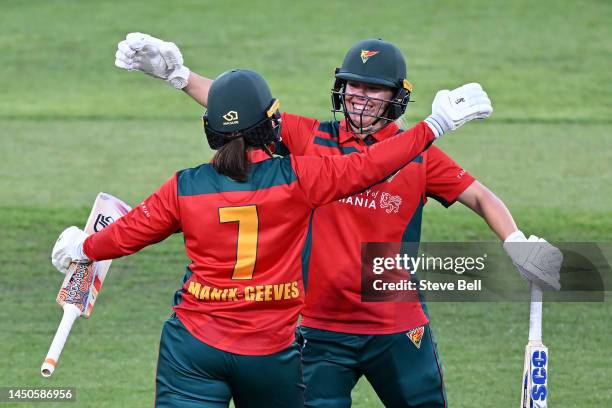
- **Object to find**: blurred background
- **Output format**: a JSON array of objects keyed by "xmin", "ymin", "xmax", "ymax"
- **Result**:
[{"xmin": 1, "ymin": 0, "xmax": 610, "ymax": 406}]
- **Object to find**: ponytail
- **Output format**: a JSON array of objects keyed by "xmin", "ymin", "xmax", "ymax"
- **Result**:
[{"xmin": 212, "ymin": 137, "xmax": 250, "ymax": 182}]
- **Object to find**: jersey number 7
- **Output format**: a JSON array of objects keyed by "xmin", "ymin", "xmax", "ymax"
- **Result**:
[{"xmin": 219, "ymin": 205, "xmax": 259, "ymax": 280}]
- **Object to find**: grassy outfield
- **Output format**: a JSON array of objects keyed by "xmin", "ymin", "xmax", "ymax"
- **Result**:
[{"xmin": 1, "ymin": 0, "xmax": 610, "ymax": 407}]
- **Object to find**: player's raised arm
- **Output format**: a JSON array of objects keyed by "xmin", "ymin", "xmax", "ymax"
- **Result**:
[
  {"xmin": 293, "ymin": 83, "xmax": 493, "ymax": 207},
  {"xmin": 183, "ymin": 72, "xmax": 213, "ymax": 106},
  {"xmin": 115, "ymin": 32, "xmax": 212, "ymax": 106},
  {"xmin": 114, "ymin": 33, "xmax": 313, "ymax": 155}
]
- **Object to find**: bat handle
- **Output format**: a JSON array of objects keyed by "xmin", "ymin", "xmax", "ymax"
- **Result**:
[
  {"xmin": 528, "ymin": 284, "xmax": 543, "ymax": 342},
  {"xmin": 41, "ymin": 303, "xmax": 81, "ymax": 377}
]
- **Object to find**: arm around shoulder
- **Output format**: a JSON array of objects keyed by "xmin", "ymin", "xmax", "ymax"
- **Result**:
[{"xmin": 293, "ymin": 121, "xmax": 436, "ymax": 207}]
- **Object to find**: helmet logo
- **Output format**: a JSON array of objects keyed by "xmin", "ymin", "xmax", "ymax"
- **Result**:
[
  {"xmin": 222, "ymin": 110, "xmax": 239, "ymax": 125},
  {"xmin": 360, "ymin": 50, "xmax": 380, "ymax": 63}
]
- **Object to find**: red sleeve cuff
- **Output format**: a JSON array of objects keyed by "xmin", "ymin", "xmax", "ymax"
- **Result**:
[{"xmin": 427, "ymin": 175, "xmax": 476, "ymax": 207}]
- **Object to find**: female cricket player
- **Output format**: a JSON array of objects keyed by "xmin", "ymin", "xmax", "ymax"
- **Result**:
[
  {"xmin": 113, "ymin": 34, "xmax": 561, "ymax": 407},
  {"xmin": 51, "ymin": 67, "xmax": 492, "ymax": 407}
]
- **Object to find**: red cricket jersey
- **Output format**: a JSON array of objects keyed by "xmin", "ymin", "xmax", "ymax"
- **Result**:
[
  {"xmin": 82, "ymin": 123, "xmax": 435, "ymax": 354},
  {"xmin": 278, "ymin": 113, "xmax": 476, "ymax": 334}
]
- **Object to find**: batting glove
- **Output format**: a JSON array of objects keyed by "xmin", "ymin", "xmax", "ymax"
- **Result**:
[
  {"xmin": 51, "ymin": 226, "xmax": 90, "ymax": 274},
  {"xmin": 424, "ymin": 83, "xmax": 493, "ymax": 138},
  {"xmin": 503, "ymin": 231, "xmax": 563, "ymax": 291},
  {"xmin": 115, "ymin": 32, "xmax": 190, "ymax": 89}
]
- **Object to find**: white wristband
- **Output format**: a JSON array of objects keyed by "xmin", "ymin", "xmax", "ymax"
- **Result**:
[
  {"xmin": 75, "ymin": 242, "xmax": 90, "ymax": 263},
  {"xmin": 504, "ymin": 230, "xmax": 526, "ymax": 243},
  {"xmin": 168, "ymin": 66, "xmax": 190, "ymax": 90},
  {"xmin": 424, "ymin": 116, "xmax": 444, "ymax": 139}
]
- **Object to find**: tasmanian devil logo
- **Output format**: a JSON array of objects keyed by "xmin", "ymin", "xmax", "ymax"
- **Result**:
[
  {"xmin": 360, "ymin": 50, "xmax": 380, "ymax": 63},
  {"xmin": 379, "ymin": 192, "xmax": 402, "ymax": 213},
  {"xmin": 406, "ymin": 326, "xmax": 425, "ymax": 349},
  {"xmin": 93, "ymin": 214, "xmax": 114, "ymax": 232}
]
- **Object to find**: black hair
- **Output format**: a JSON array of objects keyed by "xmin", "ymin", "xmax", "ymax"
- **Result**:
[{"xmin": 212, "ymin": 136, "xmax": 249, "ymax": 182}]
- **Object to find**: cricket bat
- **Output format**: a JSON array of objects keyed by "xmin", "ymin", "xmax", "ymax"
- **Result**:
[
  {"xmin": 41, "ymin": 193, "xmax": 131, "ymax": 377},
  {"xmin": 520, "ymin": 284, "xmax": 548, "ymax": 408}
]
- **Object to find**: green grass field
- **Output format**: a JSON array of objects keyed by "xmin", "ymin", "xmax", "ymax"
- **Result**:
[{"xmin": 1, "ymin": 0, "xmax": 610, "ymax": 406}]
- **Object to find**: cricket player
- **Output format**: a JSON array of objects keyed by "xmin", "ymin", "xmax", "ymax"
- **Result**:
[
  {"xmin": 114, "ymin": 34, "xmax": 562, "ymax": 407},
  {"xmin": 51, "ymin": 68, "xmax": 493, "ymax": 407}
]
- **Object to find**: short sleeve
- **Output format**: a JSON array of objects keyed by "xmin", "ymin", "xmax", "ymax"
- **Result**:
[
  {"xmin": 425, "ymin": 146, "xmax": 476, "ymax": 207},
  {"xmin": 278, "ymin": 113, "xmax": 319, "ymax": 156}
]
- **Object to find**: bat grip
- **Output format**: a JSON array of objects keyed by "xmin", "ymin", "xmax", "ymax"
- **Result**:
[
  {"xmin": 528, "ymin": 284, "xmax": 543, "ymax": 342},
  {"xmin": 41, "ymin": 303, "xmax": 81, "ymax": 377}
]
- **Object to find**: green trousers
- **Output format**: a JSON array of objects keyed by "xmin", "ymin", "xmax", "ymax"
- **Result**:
[
  {"xmin": 300, "ymin": 324, "xmax": 446, "ymax": 408},
  {"xmin": 155, "ymin": 315, "xmax": 305, "ymax": 408}
]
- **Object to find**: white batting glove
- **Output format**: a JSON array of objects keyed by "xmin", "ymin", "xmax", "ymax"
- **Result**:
[
  {"xmin": 424, "ymin": 83, "xmax": 493, "ymax": 138},
  {"xmin": 503, "ymin": 231, "xmax": 563, "ymax": 291},
  {"xmin": 115, "ymin": 32, "xmax": 190, "ymax": 89},
  {"xmin": 51, "ymin": 226, "xmax": 90, "ymax": 274}
]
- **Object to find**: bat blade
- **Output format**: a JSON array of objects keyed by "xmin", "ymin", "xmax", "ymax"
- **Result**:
[
  {"xmin": 41, "ymin": 193, "xmax": 131, "ymax": 377},
  {"xmin": 63, "ymin": 192, "xmax": 131, "ymax": 317}
]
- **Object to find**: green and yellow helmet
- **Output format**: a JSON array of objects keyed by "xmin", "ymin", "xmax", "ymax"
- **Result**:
[
  {"xmin": 204, "ymin": 69, "xmax": 281, "ymax": 150},
  {"xmin": 332, "ymin": 39, "xmax": 413, "ymax": 130}
]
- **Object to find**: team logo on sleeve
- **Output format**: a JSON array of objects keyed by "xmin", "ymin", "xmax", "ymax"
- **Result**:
[
  {"xmin": 406, "ymin": 326, "xmax": 425, "ymax": 349},
  {"xmin": 379, "ymin": 192, "xmax": 402, "ymax": 213},
  {"xmin": 360, "ymin": 50, "xmax": 380, "ymax": 63}
]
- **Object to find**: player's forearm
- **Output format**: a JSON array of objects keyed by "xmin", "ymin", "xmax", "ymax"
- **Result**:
[
  {"xmin": 183, "ymin": 72, "xmax": 212, "ymax": 107},
  {"xmin": 83, "ymin": 219, "xmax": 137, "ymax": 261},
  {"xmin": 458, "ymin": 182, "xmax": 517, "ymax": 240},
  {"xmin": 82, "ymin": 208, "xmax": 168, "ymax": 261},
  {"xmin": 297, "ymin": 121, "xmax": 436, "ymax": 206},
  {"xmin": 331, "ymin": 121, "xmax": 436, "ymax": 199},
  {"xmin": 83, "ymin": 208, "xmax": 179, "ymax": 261},
  {"xmin": 460, "ymin": 184, "xmax": 562, "ymax": 291},
  {"xmin": 84, "ymin": 177, "xmax": 181, "ymax": 260}
]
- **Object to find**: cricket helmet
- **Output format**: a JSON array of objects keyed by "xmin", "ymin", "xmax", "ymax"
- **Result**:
[
  {"xmin": 204, "ymin": 69, "xmax": 281, "ymax": 150},
  {"xmin": 331, "ymin": 39, "xmax": 413, "ymax": 130}
]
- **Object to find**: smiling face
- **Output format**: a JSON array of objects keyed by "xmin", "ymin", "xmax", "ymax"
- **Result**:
[{"xmin": 343, "ymin": 81, "xmax": 394, "ymax": 135}]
